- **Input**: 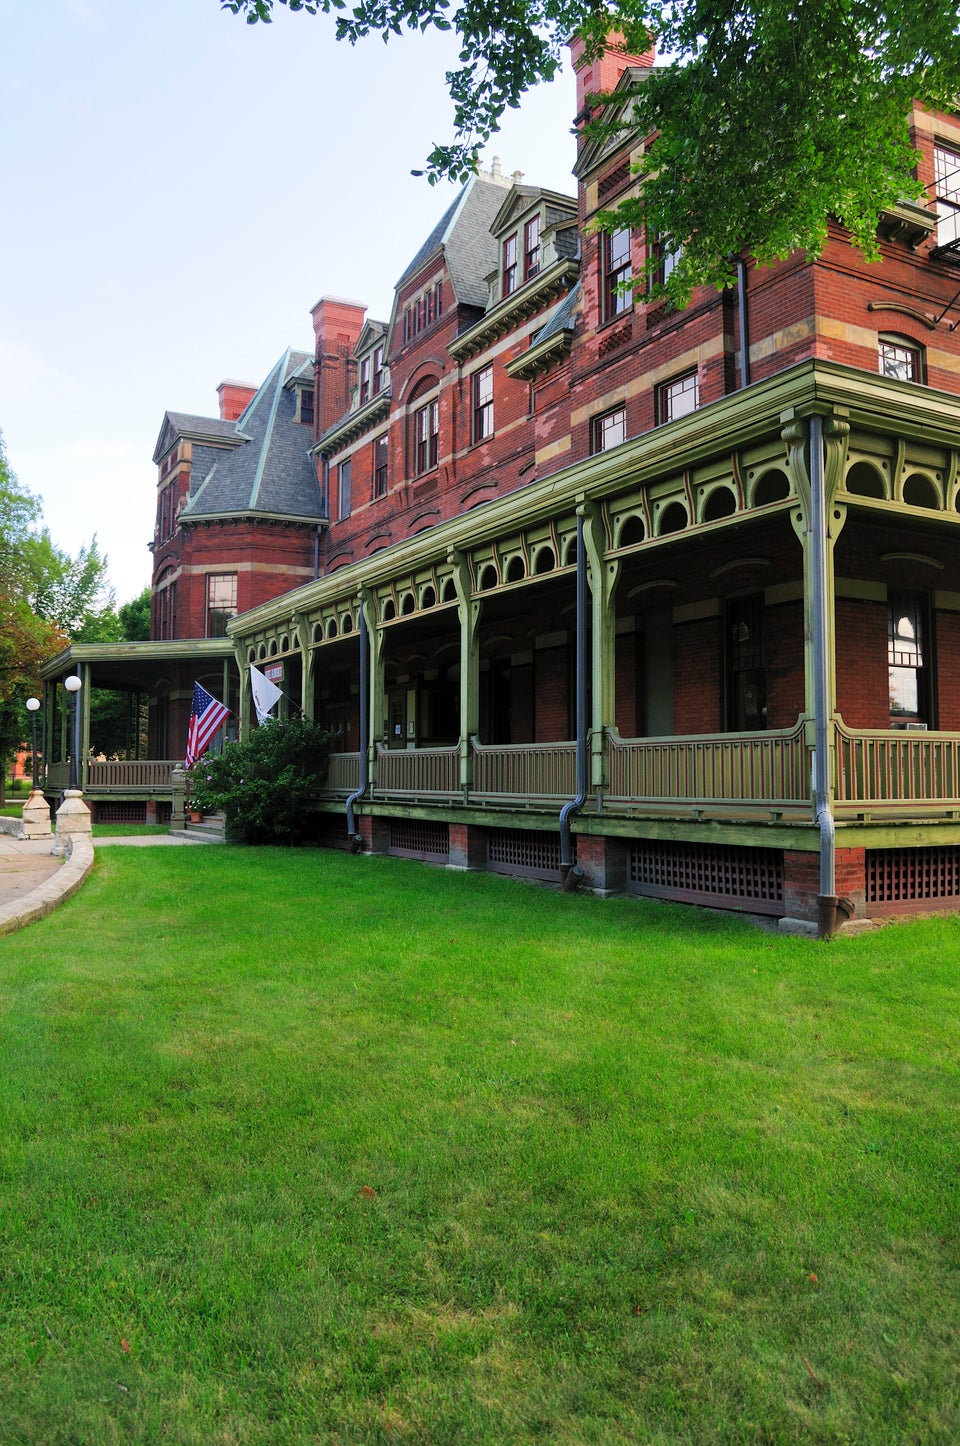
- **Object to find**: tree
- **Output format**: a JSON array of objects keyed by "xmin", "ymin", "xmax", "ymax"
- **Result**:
[
  {"xmin": 118, "ymin": 587, "xmax": 151, "ymax": 643},
  {"xmin": 222, "ymin": 0, "xmax": 960, "ymax": 302}
]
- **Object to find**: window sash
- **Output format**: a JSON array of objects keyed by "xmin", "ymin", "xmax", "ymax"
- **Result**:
[
  {"xmin": 604, "ymin": 228, "xmax": 632, "ymax": 319},
  {"xmin": 658, "ymin": 371, "xmax": 699, "ymax": 423},
  {"xmin": 592, "ymin": 407, "xmax": 626, "ymax": 453},
  {"xmin": 472, "ymin": 367, "xmax": 494, "ymax": 442},
  {"xmin": 524, "ymin": 216, "xmax": 541, "ymax": 280},
  {"xmin": 373, "ymin": 436, "xmax": 388, "ymax": 497},
  {"xmin": 338, "ymin": 460, "xmax": 352, "ymax": 519},
  {"xmin": 415, "ymin": 400, "xmax": 439, "ymax": 474},
  {"xmin": 503, "ymin": 233, "xmax": 518, "ymax": 296}
]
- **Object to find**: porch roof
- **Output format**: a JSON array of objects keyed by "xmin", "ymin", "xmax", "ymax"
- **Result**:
[{"xmin": 40, "ymin": 639, "xmax": 236, "ymax": 692}]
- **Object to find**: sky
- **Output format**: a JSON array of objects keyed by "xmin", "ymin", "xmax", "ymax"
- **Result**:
[{"xmin": 1, "ymin": 0, "xmax": 579, "ymax": 606}]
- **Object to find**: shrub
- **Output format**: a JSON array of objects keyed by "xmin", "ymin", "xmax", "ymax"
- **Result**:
[{"xmin": 188, "ymin": 717, "xmax": 332, "ymax": 844}]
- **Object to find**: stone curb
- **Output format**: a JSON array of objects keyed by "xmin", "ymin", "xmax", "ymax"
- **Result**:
[{"xmin": 0, "ymin": 834, "xmax": 96, "ymax": 939}]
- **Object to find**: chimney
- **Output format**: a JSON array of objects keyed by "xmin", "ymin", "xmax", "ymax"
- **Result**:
[
  {"xmin": 569, "ymin": 32, "xmax": 655, "ymax": 125},
  {"xmin": 217, "ymin": 380, "xmax": 257, "ymax": 421},
  {"xmin": 310, "ymin": 296, "xmax": 367, "ymax": 434}
]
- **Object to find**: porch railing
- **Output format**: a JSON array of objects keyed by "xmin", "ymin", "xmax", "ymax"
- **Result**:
[
  {"xmin": 373, "ymin": 743, "xmax": 460, "ymax": 801},
  {"xmin": 834, "ymin": 721, "xmax": 960, "ymax": 813},
  {"xmin": 470, "ymin": 738, "xmax": 577, "ymax": 803},
  {"xmin": 317, "ymin": 751, "xmax": 361, "ymax": 796},
  {"xmin": 605, "ymin": 722, "xmax": 810, "ymax": 813},
  {"xmin": 85, "ymin": 760, "xmax": 178, "ymax": 791}
]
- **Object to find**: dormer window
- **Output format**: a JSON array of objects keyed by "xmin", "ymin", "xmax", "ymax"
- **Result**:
[
  {"xmin": 359, "ymin": 356, "xmax": 371, "ymax": 406},
  {"xmin": 524, "ymin": 216, "xmax": 541, "ymax": 279},
  {"xmin": 372, "ymin": 345, "xmax": 384, "ymax": 395},
  {"xmin": 294, "ymin": 385, "xmax": 314, "ymax": 426},
  {"xmin": 502, "ymin": 233, "xmax": 519, "ymax": 297}
]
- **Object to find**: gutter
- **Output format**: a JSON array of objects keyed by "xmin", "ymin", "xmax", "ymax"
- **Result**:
[
  {"xmin": 345, "ymin": 604, "xmax": 369, "ymax": 851},
  {"xmin": 559, "ymin": 510, "xmax": 587, "ymax": 891}
]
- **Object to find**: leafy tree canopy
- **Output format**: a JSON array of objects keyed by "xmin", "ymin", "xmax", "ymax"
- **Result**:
[{"xmin": 222, "ymin": 0, "xmax": 960, "ymax": 302}]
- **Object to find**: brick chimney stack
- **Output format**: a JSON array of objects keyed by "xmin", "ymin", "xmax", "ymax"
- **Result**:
[
  {"xmin": 217, "ymin": 380, "xmax": 257, "ymax": 421},
  {"xmin": 311, "ymin": 297, "xmax": 367, "ymax": 435},
  {"xmin": 569, "ymin": 32, "xmax": 655, "ymax": 126}
]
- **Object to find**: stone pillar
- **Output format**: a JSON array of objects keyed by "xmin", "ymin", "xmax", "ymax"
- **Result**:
[
  {"xmin": 21, "ymin": 789, "xmax": 52, "ymax": 840},
  {"xmin": 54, "ymin": 790, "xmax": 92, "ymax": 854}
]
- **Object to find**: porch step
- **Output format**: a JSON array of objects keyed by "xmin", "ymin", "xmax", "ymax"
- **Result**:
[{"xmin": 181, "ymin": 811, "xmax": 226, "ymax": 842}]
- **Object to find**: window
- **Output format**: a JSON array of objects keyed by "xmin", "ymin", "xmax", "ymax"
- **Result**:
[
  {"xmin": 657, "ymin": 370, "xmax": 699, "ymax": 423},
  {"xmin": 935, "ymin": 142, "xmax": 960, "ymax": 247},
  {"xmin": 472, "ymin": 365, "xmax": 494, "ymax": 442},
  {"xmin": 502, "ymin": 233, "xmax": 518, "ymax": 297},
  {"xmin": 653, "ymin": 235, "xmax": 681, "ymax": 290},
  {"xmin": 726, "ymin": 594, "xmax": 766, "ymax": 730},
  {"xmin": 358, "ymin": 356, "xmax": 371, "ymax": 406},
  {"xmin": 604, "ymin": 228, "xmax": 632, "ymax": 320},
  {"xmin": 403, "ymin": 282, "xmax": 443, "ymax": 343},
  {"xmin": 338, "ymin": 458, "xmax": 352, "ymax": 520},
  {"xmin": 299, "ymin": 386, "xmax": 314, "ymax": 426},
  {"xmin": 524, "ymin": 216, "xmax": 541, "ymax": 280},
  {"xmin": 415, "ymin": 399, "xmax": 439, "ymax": 474},
  {"xmin": 373, "ymin": 435, "xmax": 388, "ymax": 498},
  {"xmin": 592, "ymin": 407, "xmax": 626, "ymax": 453},
  {"xmin": 372, "ymin": 345, "xmax": 384, "ymax": 395},
  {"xmin": 879, "ymin": 335, "xmax": 923, "ymax": 383},
  {"xmin": 206, "ymin": 574, "xmax": 237, "ymax": 639},
  {"xmin": 889, "ymin": 592, "xmax": 929, "ymax": 721}
]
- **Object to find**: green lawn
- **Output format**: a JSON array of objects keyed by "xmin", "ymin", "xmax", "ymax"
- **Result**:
[{"xmin": 1, "ymin": 847, "xmax": 957, "ymax": 1444}]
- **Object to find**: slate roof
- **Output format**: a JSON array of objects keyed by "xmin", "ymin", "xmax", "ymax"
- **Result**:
[
  {"xmin": 533, "ymin": 281, "xmax": 581, "ymax": 346},
  {"xmin": 152, "ymin": 413, "xmax": 241, "ymax": 464},
  {"xmin": 395, "ymin": 175, "xmax": 512, "ymax": 309},
  {"xmin": 179, "ymin": 349, "xmax": 324, "ymax": 523}
]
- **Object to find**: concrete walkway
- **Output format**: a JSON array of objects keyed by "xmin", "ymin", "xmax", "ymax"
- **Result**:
[{"xmin": 0, "ymin": 829, "xmax": 212, "ymax": 937}]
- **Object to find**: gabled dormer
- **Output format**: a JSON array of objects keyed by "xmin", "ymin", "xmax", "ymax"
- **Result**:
[
  {"xmin": 354, "ymin": 319, "xmax": 390, "ymax": 409},
  {"xmin": 448, "ymin": 183, "xmax": 580, "ymax": 365},
  {"xmin": 283, "ymin": 353, "xmax": 317, "ymax": 428},
  {"xmin": 487, "ymin": 185, "xmax": 579, "ymax": 310}
]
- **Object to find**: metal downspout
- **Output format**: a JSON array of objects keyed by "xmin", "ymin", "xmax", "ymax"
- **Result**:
[
  {"xmin": 810, "ymin": 415, "xmax": 851, "ymax": 937},
  {"xmin": 559, "ymin": 510, "xmax": 588, "ymax": 890},
  {"xmin": 345, "ymin": 604, "xmax": 369, "ymax": 851},
  {"xmin": 737, "ymin": 258, "xmax": 751, "ymax": 388}
]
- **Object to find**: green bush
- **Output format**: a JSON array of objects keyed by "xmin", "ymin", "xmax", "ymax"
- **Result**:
[{"xmin": 188, "ymin": 717, "xmax": 332, "ymax": 844}]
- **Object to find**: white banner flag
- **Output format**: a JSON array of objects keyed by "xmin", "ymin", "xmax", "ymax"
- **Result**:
[{"xmin": 250, "ymin": 664, "xmax": 284, "ymax": 725}]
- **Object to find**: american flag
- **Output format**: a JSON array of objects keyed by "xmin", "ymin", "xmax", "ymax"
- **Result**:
[{"xmin": 185, "ymin": 682, "xmax": 230, "ymax": 768}]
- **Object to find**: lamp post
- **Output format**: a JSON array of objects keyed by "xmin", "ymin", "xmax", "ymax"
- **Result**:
[
  {"xmin": 64, "ymin": 674, "xmax": 82, "ymax": 791},
  {"xmin": 25, "ymin": 696, "xmax": 41, "ymax": 789}
]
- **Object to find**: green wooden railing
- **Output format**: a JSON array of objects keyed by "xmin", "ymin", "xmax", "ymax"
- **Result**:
[
  {"xmin": 85, "ymin": 760, "xmax": 178, "ymax": 790},
  {"xmin": 470, "ymin": 738, "xmax": 577, "ymax": 802},
  {"xmin": 317, "ymin": 751, "xmax": 362, "ymax": 796},
  {"xmin": 373, "ymin": 743, "xmax": 461, "ymax": 800},
  {"xmin": 834, "ymin": 721, "xmax": 960, "ymax": 813},
  {"xmin": 604, "ymin": 722, "xmax": 810, "ymax": 812}
]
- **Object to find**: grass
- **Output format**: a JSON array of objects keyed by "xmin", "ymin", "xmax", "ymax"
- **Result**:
[{"xmin": 1, "ymin": 847, "xmax": 958, "ymax": 1444}]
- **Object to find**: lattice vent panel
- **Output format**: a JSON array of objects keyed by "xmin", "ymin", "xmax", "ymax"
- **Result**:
[
  {"xmin": 390, "ymin": 820, "xmax": 450, "ymax": 858},
  {"xmin": 629, "ymin": 841, "xmax": 784, "ymax": 914},
  {"xmin": 156, "ymin": 802, "xmax": 172, "ymax": 824},
  {"xmin": 487, "ymin": 828, "xmax": 564, "ymax": 878},
  {"xmin": 96, "ymin": 802, "xmax": 147, "ymax": 823},
  {"xmin": 867, "ymin": 847, "xmax": 960, "ymax": 904}
]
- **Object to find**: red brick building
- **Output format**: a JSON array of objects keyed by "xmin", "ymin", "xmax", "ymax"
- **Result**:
[{"xmin": 44, "ymin": 49, "xmax": 960, "ymax": 927}]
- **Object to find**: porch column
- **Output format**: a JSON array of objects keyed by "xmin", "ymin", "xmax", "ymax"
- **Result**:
[
  {"xmin": 293, "ymin": 611, "xmax": 315, "ymax": 720},
  {"xmin": 238, "ymin": 660, "xmax": 251, "ymax": 741},
  {"xmin": 361, "ymin": 590, "xmax": 383, "ymax": 791},
  {"xmin": 581, "ymin": 500, "xmax": 619, "ymax": 798},
  {"xmin": 783, "ymin": 412, "xmax": 849, "ymax": 727},
  {"xmin": 450, "ymin": 549, "xmax": 480, "ymax": 795},
  {"xmin": 79, "ymin": 661, "xmax": 92, "ymax": 790}
]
